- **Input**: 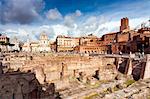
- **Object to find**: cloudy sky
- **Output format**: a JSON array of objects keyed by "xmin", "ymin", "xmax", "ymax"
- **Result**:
[{"xmin": 0, "ymin": 0, "xmax": 150, "ymax": 41}]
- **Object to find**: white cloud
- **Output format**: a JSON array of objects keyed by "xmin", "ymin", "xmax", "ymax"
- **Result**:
[
  {"xmin": 75, "ymin": 10, "xmax": 82, "ymax": 17},
  {"xmin": 63, "ymin": 10, "xmax": 82, "ymax": 29},
  {"xmin": 64, "ymin": 15, "xmax": 76, "ymax": 28},
  {"xmin": 77, "ymin": 16, "xmax": 109, "ymax": 36},
  {"xmin": 46, "ymin": 8, "xmax": 62, "ymax": 20},
  {"xmin": 1, "ymin": 0, "xmax": 150, "ymax": 43},
  {"xmin": 1, "ymin": 16, "xmax": 149, "ymax": 42},
  {"xmin": 1, "ymin": 0, "xmax": 44, "ymax": 24},
  {"xmin": 52, "ymin": 24, "xmax": 69, "ymax": 37}
]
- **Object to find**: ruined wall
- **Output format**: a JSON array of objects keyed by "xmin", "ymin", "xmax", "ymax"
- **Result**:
[
  {"xmin": 0, "ymin": 73, "xmax": 41, "ymax": 99},
  {"xmin": 8, "ymin": 54, "xmax": 117, "ymax": 89}
]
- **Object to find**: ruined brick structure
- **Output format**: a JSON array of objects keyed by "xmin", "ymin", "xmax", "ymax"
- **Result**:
[
  {"xmin": 101, "ymin": 32, "xmax": 118, "ymax": 54},
  {"xmin": 74, "ymin": 34, "xmax": 108, "ymax": 54},
  {"xmin": 125, "ymin": 27, "xmax": 150, "ymax": 53},
  {"xmin": 120, "ymin": 17, "xmax": 130, "ymax": 32},
  {"xmin": 7, "ymin": 53, "xmax": 117, "ymax": 89},
  {"xmin": 0, "ymin": 72, "xmax": 41, "ymax": 99},
  {"xmin": 110, "ymin": 18, "xmax": 150, "ymax": 54}
]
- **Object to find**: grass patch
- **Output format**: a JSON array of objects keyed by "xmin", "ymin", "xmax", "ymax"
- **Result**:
[
  {"xmin": 68, "ymin": 76, "xmax": 77, "ymax": 81},
  {"xmin": 147, "ymin": 96, "xmax": 150, "ymax": 99},
  {"xmin": 124, "ymin": 79, "xmax": 135, "ymax": 87},
  {"xmin": 99, "ymin": 80, "xmax": 110, "ymax": 84},
  {"xmin": 113, "ymin": 86, "xmax": 119, "ymax": 91},
  {"xmin": 102, "ymin": 87, "xmax": 112, "ymax": 95},
  {"xmin": 84, "ymin": 93, "xmax": 99, "ymax": 99},
  {"xmin": 103, "ymin": 89, "xmax": 110, "ymax": 94},
  {"xmin": 90, "ymin": 82, "xmax": 100, "ymax": 88},
  {"xmin": 85, "ymin": 80, "xmax": 101, "ymax": 89}
]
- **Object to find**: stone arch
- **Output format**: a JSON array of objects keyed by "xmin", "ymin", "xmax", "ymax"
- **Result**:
[
  {"xmin": 118, "ymin": 59, "xmax": 128, "ymax": 74},
  {"xmin": 132, "ymin": 62, "xmax": 146, "ymax": 81}
]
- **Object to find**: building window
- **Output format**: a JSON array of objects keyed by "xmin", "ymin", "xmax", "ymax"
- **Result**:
[{"xmin": 90, "ymin": 40, "xmax": 93, "ymax": 42}]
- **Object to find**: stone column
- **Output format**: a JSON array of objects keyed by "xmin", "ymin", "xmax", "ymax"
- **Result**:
[
  {"xmin": 60, "ymin": 63, "xmax": 68, "ymax": 79},
  {"xmin": 126, "ymin": 58, "xmax": 133, "ymax": 75},
  {"xmin": 114, "ymin": 58, "xmax": 119, "ymax": 69},
  {"xmin": 142, "ymin": 54, "xmax": 150, "ymax": 79},
  {"xmin": 0, "ymin": 62, "xmax": 3, "ymax": 74},
  {"xmin": 60, "ymin": 63, "xmax": 64, "ymax": 79},
  {"xmin": 117, "ymin": 57, "xmax": 123, "ymax": 70}
]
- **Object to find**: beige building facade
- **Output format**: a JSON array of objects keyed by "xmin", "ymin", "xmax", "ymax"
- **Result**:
[
  {"xmin": 22, "ymin": 32, "xmax": 51, "ymax": 52},
  {"xmin": 56, "ymin": 35, "xmax": 79, "ymax": 52}
]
